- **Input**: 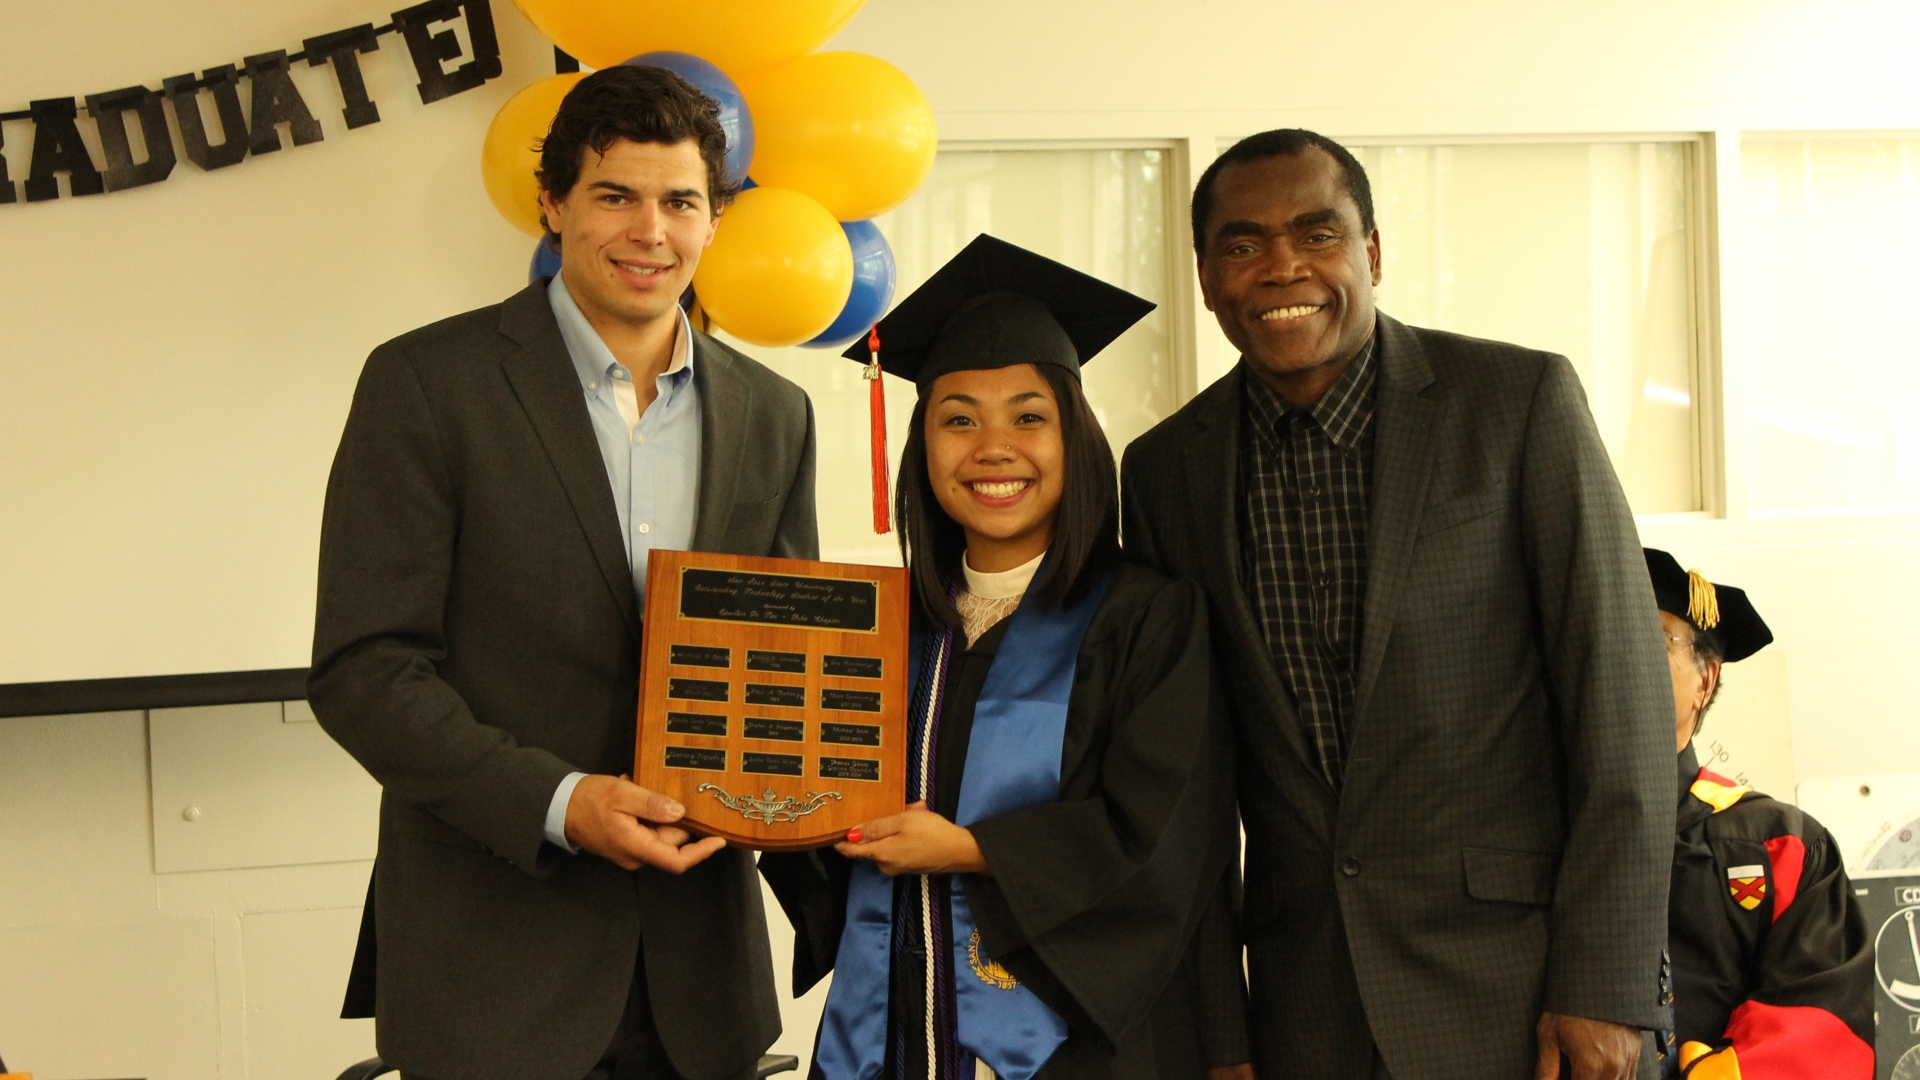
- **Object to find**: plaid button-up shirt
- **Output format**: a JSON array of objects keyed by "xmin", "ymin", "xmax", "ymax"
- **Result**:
[{"xmin": 1238, "ymin": 336, "xmax": 1378, "ymax": 788}]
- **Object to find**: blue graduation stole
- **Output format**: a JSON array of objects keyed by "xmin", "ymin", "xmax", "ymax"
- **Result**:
[{"xmin": 816, "ymin": 570, "xmax": 1111, "ymax": 1080}]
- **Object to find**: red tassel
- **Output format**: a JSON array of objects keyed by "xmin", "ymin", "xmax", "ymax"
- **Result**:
[{"xmin": 865, "ymin": 325, "xmax": 891, "ymax": 535}]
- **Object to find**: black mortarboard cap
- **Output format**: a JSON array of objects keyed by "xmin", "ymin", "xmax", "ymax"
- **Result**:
[
  {"xmin": 842, "ymin": 233, "xmax": 1156, "ymax": 388},
  {"xmin": 1644, "ymin": 549, "xmax": 1773, "ymax": 663}
]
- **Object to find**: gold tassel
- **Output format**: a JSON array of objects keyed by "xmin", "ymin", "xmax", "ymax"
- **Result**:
[{"xmin": 1687, "ymin": 569, "xmax": 1720, "ymax": 629}]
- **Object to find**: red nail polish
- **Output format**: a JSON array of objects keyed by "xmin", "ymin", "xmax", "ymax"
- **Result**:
[{"xmin": 847, "ymin": 828, "xmax": 863, "ymax": 844}]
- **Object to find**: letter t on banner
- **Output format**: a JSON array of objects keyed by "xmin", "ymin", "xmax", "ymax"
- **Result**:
[{"xmin": 304, "ymin": 24, "xmax": 384, "ymax": 128}]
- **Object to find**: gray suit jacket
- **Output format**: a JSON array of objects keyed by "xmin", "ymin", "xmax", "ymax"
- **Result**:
[
  {"xmin": 1120, "ymin": 314, "xmax": 1673, "ymax": 1080},
  {"xmin": 309, "ymin": 283, "xmax": 816, "ymax": 1080}
]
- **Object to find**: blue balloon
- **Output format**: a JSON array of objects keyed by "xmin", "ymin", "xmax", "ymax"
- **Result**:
[
  {"xmin": 622, "ymin": 51, "xmax": 754, "ymax": 187},
  {"xmin": 528, "ymin": 233, "xmax": 562, "ymax": 285},
  {"xmin": 804, "ymin": 220, "xmax": 897, "ymax": 349}
]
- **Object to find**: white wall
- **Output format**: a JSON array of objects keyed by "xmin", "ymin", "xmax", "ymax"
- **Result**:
[{"xmin": 4, "ymin": 0, "xmax": 1920, "ymax": 1076}]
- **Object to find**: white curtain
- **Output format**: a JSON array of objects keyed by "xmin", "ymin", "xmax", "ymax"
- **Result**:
[
  {"xmin": 1741, "ymin": 136, "xmax": 1920, "ymax": 516},
  {"xmin": 1344, "ymin": 140, "xmax": 1700, "ymax": 514}
]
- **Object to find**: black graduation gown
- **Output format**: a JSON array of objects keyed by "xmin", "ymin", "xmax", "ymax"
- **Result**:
[
  {"xmin": 1664, "ymin": 744, "xmax": 1875, "ymax": 1078},
  {"xmin": 760, "ymin": 563, "xmax": 1242, "ymax": 1079}
]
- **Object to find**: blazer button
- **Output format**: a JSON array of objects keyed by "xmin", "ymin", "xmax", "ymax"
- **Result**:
[{"xmin": 1341, "ymin": 856, "xmax": 1361, "ymax": 877}]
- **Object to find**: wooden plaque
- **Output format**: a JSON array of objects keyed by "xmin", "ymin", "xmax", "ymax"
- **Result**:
[{"xmin": 636, "ymin": 549, "xmax": 910, "ymax": 849}]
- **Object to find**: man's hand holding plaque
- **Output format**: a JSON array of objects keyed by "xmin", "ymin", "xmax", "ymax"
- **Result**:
[{"xmin": 564, "ymin": 773, "xmax": 727, "ymax": 873}]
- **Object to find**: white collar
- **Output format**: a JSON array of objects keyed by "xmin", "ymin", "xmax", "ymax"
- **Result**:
[{"xmin": 962, "ymin": 550, "xmax": 1046, "ymax": 600}]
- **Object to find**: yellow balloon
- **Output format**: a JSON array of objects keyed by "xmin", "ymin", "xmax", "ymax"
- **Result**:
[
  {"xmin": 511, "ymin": 0, "xmax": 865, "ymax": 75},
  {"xmin": 694, "ymin": 187, "xmax": 853, "ymax": 347},
  {"xmin": 741, "ymin": 52, "xmax": 937, "ymax": 221},
  {"xmin": 482, "ymin": 72, "xmax": 587, "ymax": 237}
]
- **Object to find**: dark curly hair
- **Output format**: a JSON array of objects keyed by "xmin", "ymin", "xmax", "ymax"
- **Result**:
[{"xmin": 535, "ymin": 65, "xmax": 739, "ymax": 229}]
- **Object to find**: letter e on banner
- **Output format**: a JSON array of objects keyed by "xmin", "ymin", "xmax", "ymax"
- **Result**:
[{"xmin": 391, "ymin": 0, "xmax": 503, "ymax": 105}]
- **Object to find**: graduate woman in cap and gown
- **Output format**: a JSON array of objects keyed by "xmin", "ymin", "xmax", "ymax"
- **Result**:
[
  {"xmin": 1647, "ymin": 549, "xmax": 1874, "ymax": 1080},
  {"xmin": 760, "ymin": 235, "xmax": 1244, "ymax": 1080}
]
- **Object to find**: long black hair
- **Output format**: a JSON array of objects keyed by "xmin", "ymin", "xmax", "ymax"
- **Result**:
[{"xmin": 894, "ymin": 364, "xmax": 1121, "ymax": 631}]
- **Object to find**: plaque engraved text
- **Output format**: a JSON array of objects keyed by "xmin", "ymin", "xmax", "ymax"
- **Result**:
[
  {"xmin": 669, "ymin": 644, "xmax": 731, "ymax": 669},
  {"xmin": 680, "ymin": 568, "xmax": 878, "ymax": 632},
  {"xmin": 746, "ymin": 684, "xmax": 807, "ymax": 708},
  {"xmin": 819, "ymin": 757, "xmax": 882, "ymax": 782},
  {"xmin": 666, "ymin": 746, "xmax": 726, "ymax": 772},
  {"xmin": 820, "ymin": 722, "xmax": 882, "ymax": 747},
  {"xmin": 823, "ymin": 655, "xmax": 884, "ymax": 679},
  {"xmin": 743, "ymin": 717, "xmax": 805, "ymax": 742},
  {"xmin": 666, "ymin": 712, "xmax": 728, "ymax": 737},
  {"xmin": 747, "ymin": 650, "xmax": 807, "ymax": 673},
  {"xmin": 822, "ymin": 688, "xmax": 883, "ymax": 713},
  {"xmin": 742, "ymin": 751, "xmax": 804, "ymax": 776},
  {"xmin": 668, "ymin": 678, "xmax": 728, "ymax": 703}
]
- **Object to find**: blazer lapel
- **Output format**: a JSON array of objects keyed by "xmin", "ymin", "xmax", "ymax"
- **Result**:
[
  {"xmin": 1352, "ymin": 314, "xmax": 1440, "ymax": 726},
  {"xmin": 495, "ymin": 285, "xmax": 641, "ymax": 636},
  {"xmin": 1180, "ymin": 367, "xmax": 1325, "ymax": 792},
  {"xmin": 690, "ymin": 330, "xmax": 752, "ymax": 552}
]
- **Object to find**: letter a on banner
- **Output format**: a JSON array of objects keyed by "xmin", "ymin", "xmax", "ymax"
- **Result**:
[
  {"xmin": 243, "ymin": 51, "xmax": 325, "ymax": 154},
  {"xmin": 25, "ymin": 98, "xmax": 105, "ymax": 201}
]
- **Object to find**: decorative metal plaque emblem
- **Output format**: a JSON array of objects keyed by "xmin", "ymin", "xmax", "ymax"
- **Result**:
[{"xmin": 697, "ymin": 784, "xmax": 843, "ymax": 824}]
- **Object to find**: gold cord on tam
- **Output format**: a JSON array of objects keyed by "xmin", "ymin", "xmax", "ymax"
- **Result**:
[{"xmin": 1687, "ymin": 569, "xmax": 1720, "ymax": 629}]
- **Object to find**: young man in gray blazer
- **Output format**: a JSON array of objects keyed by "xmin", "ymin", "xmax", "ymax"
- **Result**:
[
  {"xmin": 309, "ymin": 67, "xmax": 815, "ymax": 1080},
  {"xmin": 1122, "ymin": 130, "xmax": 1674, "ymax": 1080}
]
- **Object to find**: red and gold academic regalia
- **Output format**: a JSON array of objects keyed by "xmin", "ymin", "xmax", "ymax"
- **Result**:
[{"xmin": 1667, "ymin": 746, "xmax": 1875, "ymax": 1079}]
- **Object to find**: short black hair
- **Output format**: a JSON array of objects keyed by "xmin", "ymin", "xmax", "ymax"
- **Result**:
[
  {"xmin": 535, "ymin": 65, "xmax": 739, "ymax": 228},
  {"xmin": 1191, "ymin": 129, "xmax": 1375, "ymax": 256},
  {"xmin": 895, "ymin": 365, "xmax": 1121, "ymax": 632}
]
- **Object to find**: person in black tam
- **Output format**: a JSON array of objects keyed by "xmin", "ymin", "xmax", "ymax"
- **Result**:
[
  {"xmin": 759, "ymin": 235, "xmax": 1248, "ymax": 1080},
  {"xmin": 1648, "ymin": 549, "xmax": 1875, "ymax": 1080}
]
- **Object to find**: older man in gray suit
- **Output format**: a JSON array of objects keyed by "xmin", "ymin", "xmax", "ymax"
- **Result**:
[
  {"xmin": 1122, "ymin": 130, "xmax": 1674, "ymax": 1080},
  {"xmin": 309, "ymin": 68, "xmax": 812, "ymax": 1080}
]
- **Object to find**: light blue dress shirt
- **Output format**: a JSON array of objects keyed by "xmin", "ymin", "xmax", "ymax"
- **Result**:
[{"xmin": 542, "ymin": 273, "xmax": 703, "ymax": 852}]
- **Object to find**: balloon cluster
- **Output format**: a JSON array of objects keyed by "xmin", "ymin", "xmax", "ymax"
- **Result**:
[{"xmin": 482, "ymin": 0, "xmax": 929, "ymax": 348}]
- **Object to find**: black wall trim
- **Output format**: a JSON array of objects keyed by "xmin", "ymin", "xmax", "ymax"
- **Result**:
[{"xmin": 0, "ymin": 668, "xmax": 308, "ymax": 719}]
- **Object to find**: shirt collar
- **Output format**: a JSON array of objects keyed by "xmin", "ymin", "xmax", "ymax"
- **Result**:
[
  {"xmin": 547, "ymin": 273, "xmax": 695, "ymax": 397},
  {"xmin": 1242, "ymin": 329, "xmax": 1378, "ymax": 454}
]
